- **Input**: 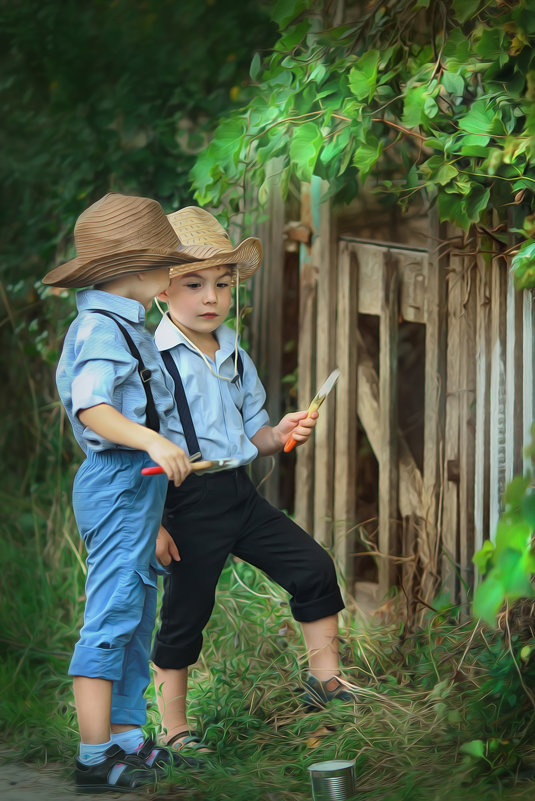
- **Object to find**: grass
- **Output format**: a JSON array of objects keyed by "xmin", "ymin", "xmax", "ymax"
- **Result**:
[
  {"xmin": 2, "ymin": 483, "xmax": 535, "ymax": 801},
  {"xmin": 1, "ymin": 404, "xmax": 534, "ymax": 800}
]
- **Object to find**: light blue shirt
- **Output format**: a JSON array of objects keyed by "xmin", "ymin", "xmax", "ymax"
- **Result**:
[
  {"xmin": 154, "ymin": 314, "xmax": 269, "ymax": 466},
  {"xmin": 56, "ymin": 289, "xmax": 183, "ymax": 453}
]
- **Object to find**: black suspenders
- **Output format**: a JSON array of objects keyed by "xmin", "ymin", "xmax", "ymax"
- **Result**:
[
  {"xmin": 161, "ymin": 349, "xmax": 244, "ymax": 460},
  {"xmin": 89, "ymin": 310, "xmax": 160, "ymax": 433}
]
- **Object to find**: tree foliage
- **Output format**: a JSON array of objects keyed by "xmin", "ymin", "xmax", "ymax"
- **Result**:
[
  {"xmin": 0, "ymin": 0, "xmax": 276, "ymax": 476},
  {"xmin": 191, "ymin": 0, "xmax": 535, "ymax": 285}
]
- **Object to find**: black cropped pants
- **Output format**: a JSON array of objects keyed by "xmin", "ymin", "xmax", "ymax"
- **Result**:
[{"xmin": 151, "ymin": 467, "xmax": 345, "ymax": 670}]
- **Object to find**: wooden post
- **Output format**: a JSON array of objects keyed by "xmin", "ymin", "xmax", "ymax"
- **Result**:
[
  {"xmin": 378, "ymin": 251, "xmax": 399, "ymax": 596},
  {"xmin": 294, "ymin": 181, "xmax": 317, "ymax": 532},
  {"xmin": 250, "ymin": 160, "xmax": 285, "ymax": 504},
  {"xmin": 458, "ymin": 258, "xmax": 477, "ymax": 603},
  {"xmin": 313, "ymin": 179, "xmax": 337, "ymax": 548},
  {"xmin": 489, "ymin": 257, "xmax": 507, "ymax": 541},
  {"xmin": 422, "ymin": 216, "xmax": 447, "ymax": 601},
  {"xmin": 474, "ymin": 254, "xmax": 491, "ymax": 557},
  {"xmin": 333, "ymin": 241, "xmax": 358, "ymax": 590},
  {"xmin": 442, "ymin": 252, "xmax": 462, "ymax": 598}
]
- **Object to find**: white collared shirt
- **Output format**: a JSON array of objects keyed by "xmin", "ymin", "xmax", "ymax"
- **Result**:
[
  {"xmin": 57, "ymin": 289, "xmax": 183, "ymax": 452},
  {"xmin": 154, "ymin": 314, "xmax": 269, "ymax": 465}
]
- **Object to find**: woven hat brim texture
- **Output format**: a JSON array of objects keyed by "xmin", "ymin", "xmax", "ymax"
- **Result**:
[
  {"xmin": 169, "ymin": 238, "xmax": 263, "ymax": 281},
  {"xmin": 42, "ymin": 250, "xmax": 200, "ymax": 288},
  {"xmin": 166, "ymin": 207, "xmax": 263, "ymax": 282},
  {"xmin": 42, "ymin": 192, "xmax": 206, "ymax": 289}
]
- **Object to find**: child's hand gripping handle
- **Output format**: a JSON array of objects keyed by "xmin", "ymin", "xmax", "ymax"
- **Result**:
[
  {"xmin": 142, "ymin": 460, "xmax": 212, "ymax": 476},
  {"xmin": 283, "ymin": 397, "xmax": 324, "ymax": 453},
  {"xmin": 283, "ymin": 368, "xmax": 340, "ymax": 453},
  {"xmin": 141, "ymin": 458, "xmax": 239, "ymax": 476}
]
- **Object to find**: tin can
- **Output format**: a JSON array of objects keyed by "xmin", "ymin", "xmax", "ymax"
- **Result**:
[{"xmin": 307, "ymin": 759, "xmax": 356, "ymax": 800}]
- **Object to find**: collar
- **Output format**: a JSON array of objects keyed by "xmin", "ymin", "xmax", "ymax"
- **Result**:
[
  {"xmin": 76, "ymin": 288, "xmax": 146, "ymax": 323},
  {"xmin": 154, "ymin": 312, "xmax": 238, "ymax": 358}
]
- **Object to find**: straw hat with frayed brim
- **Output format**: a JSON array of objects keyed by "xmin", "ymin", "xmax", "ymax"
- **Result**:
[
  {"xmin": 42, "ymin": 193, "xmax": 203, "ymax": 288},
  {"xmin": 167, "ymin": 207, "xmax": 263, "ymax": 281}
]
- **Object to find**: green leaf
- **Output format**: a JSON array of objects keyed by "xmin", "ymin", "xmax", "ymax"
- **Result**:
[
  {"xmin": 460, "ymin": 740, "xmax": 485, "ymax": 759},
  {"xmin": 473, "ymin": 539, "xmax": 495, "ymax": 574},
  {"xmin": 213, "ymin": 118, "xmax": 247, "ymax": 166},
  {"xmin": 522, "ymin": 491, "xmax": 535, "ymax": 528},
  {"xmin": 512, "ymin": 240, "xmax": 535, "ymax": 290},
  {"xmin": 473, "ymin": 574, "xmax": 505, "ymax": 625},
  {"xmin": 458, "ymin": 100, "xmax": 496, "ymax": 136},
  {"xmin": 441, "ymin": 70, "xmax": 465, "ymax": 97},
  {"xmin": 496, "ymin": 548, "xmax": 534, "ymax": 599},
  {"xmin": 352, "ymin": 137, "xmax": 383, "ymax": 180},
  {"xmin": 289, "ymin": 122, "xmax": 323, "ymax": 181},
  {"xmin": 465, "ymin": 184, "xmax": 490, "ymax": 224},
  {"xmin": 435, "ymin": 163, "xmax": 458, "ymax": 185},
  {"xmin": 402, "ymin": 85, "xmax": 427, "ymax": 128},
  {"xmin": 453, "ymin": 0, "xmax": 481, "ymax": 24},
  {"xmin": 272, "ymin": 0, "xmax": 310, "ymax": 30},
  {"xmin": 250, "ymin": 53, "xmax": 262, "ymax": 82},
  {"xmin": 348, "ymin": 50, "xmax": 380, "ymax": 102},
  {"xmin": 503, "ymin": 475, "xmax": 531, "ymax": 510}
]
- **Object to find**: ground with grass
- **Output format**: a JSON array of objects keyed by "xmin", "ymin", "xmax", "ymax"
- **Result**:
[{"xmin": 2, "ymin": 544, "xmax": 535, "ymax": 800}]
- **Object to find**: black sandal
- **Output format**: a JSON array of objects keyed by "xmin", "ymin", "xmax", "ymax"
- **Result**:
[
  {"xmin": 74, "ymin": 744, "xmax": 156, "ymax": 794},
  {"xmin": 166, "ymin": 729, "xmax": 214, "ymax": 754}
]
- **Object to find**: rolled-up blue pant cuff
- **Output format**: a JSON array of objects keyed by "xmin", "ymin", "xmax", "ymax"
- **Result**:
[
  {"xmin": 68, "ymin": 644, "xmax": 125, "ymax": 680},
  {"xmin": 111, "ymin": 693, "xmax": 147, "ymax": 726}
]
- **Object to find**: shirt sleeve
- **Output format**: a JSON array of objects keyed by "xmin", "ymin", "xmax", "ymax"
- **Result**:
[
  {"xmin": 70, "ymin": 314, "xmax": 138, "ymax": 418},
  {"xmin": 238, "ymin": 349, "xmax": 270, "ymax": 439}
]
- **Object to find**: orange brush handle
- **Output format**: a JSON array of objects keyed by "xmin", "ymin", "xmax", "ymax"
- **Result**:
[{"xmin": 283, "ymin": 434, "xmax": 298, "ymax": 453}]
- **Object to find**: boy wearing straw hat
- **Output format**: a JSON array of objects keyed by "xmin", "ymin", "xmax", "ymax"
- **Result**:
[
  {"xmin": 43, "ymin": 193, "xmax": 209, "ymax": 792},
  {"xmin": 150, "ymin": 207, "xmax": 354, "ymax": 755}
]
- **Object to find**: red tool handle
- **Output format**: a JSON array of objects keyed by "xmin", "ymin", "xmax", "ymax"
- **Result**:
[
  {"xmin": 141, "ymin": 465, "xmax": 164, "ymax": 475},
  {"xmin": 283, "ymin": 435, "xmax": 297, "ymax": 453}
]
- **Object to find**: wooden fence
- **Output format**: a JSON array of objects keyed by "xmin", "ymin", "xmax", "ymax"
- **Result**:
[{"xmin": 249, "ymin": 179, "xmax": 535, "ymax": 614}]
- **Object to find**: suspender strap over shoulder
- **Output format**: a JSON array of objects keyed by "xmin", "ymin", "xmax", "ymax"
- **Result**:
[
  {"xmin": 89, "ymin": 309, "xmax": 160, "ymax": 433},
  {"xmin": 160, "ymin": 350, "xmax": 201, "ymax": 458}
]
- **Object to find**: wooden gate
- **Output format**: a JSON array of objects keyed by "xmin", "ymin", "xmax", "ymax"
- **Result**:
[{"xmin": 249, "ymin": 178, "xmax": 535, "ymax": 613}]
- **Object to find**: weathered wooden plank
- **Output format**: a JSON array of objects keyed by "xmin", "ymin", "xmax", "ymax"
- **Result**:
[
  {"xmin": 355, "ymin": 330, "xmax": 423, "ymax": 518},
  {"xmin": 422, "ymin": 212, "xmax": 447, "ymax": 601},
  {"xmin": 474, "ymin": 254, "xmax": 491, "ymax": 556},
  {"xmin": 458, "ymin": 259, "xmax": 477, "ymax": 602},
  {"xmin": 312, "ymin": 178, "xmax": 337, "ymax": 548},
  {"xmin": 489, "ymin": 258, "xmax": 507, "ymax": 541},
  {"xmin": 249, "ymin": 162, "xmax": 285, "ymax": 504},
  {"xmin": 523, "ymin": 289, "xmax": 535, "ymax": 474},
  {"xmin": 442, "ymin": 252, "xmax": 462, "ymax": 598},
  {"xmin": 294, "ymin": 182, "xmax": 317, "ymax": 532},
  {"xmin": 378, "ymin": 250, "xmax": 399, "ymax": 596},
  {"xmin": 505, "ymin": 259, "xmax": 526, "ymax": 483},
  {"xmin": 333, "ymin": 241, "xmax": 358, "ymax": 587}
]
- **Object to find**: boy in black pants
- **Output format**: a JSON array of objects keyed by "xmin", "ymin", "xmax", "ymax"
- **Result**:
[{"xmin": 151, "ymin": 207, "xmax": 354, "ymax": 754}]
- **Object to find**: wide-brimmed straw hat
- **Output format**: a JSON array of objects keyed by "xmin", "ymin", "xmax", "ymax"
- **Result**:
[
  {"xmin": 42, "ymin": 193, "xmax": 202, "ymax": 288},
  {"xmin": 166, "ymin": 207, "xmax": 263, "ymax": 281}
]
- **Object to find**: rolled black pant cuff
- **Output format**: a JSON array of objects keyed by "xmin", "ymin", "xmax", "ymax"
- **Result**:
[
  {"xmin": 151, "ymin": 640, "xmax": 202, "ymax": 671},
  {"xmin": 290, "ymin": 588, "xmax": 345, "ymax": 623}
]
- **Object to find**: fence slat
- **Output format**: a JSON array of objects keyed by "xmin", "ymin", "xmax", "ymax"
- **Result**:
[
  {"xmin": 313, "ymin": 180, "xmax": 337, "ymax": 547},
  {"xmin": 489, "ymin": 258, "xmax": 507, "ymax": 540},
  {"xmin": 333, "ymin": 242, "xmax": 358, "ymax": 587},
  {"xmin": 294, "ymin": 182, "xmax": 317, "ymax": 532},
  {"xmin": 458, "ymin": 260, "xmax": 477, "ymax": 602},
  {"xmin": 442, "ymin": 254, "xmax": 462, "ymax": 597},
  {"xmin": 378, "ymin": 251, "xmax": 399, "ymax": 595}
]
